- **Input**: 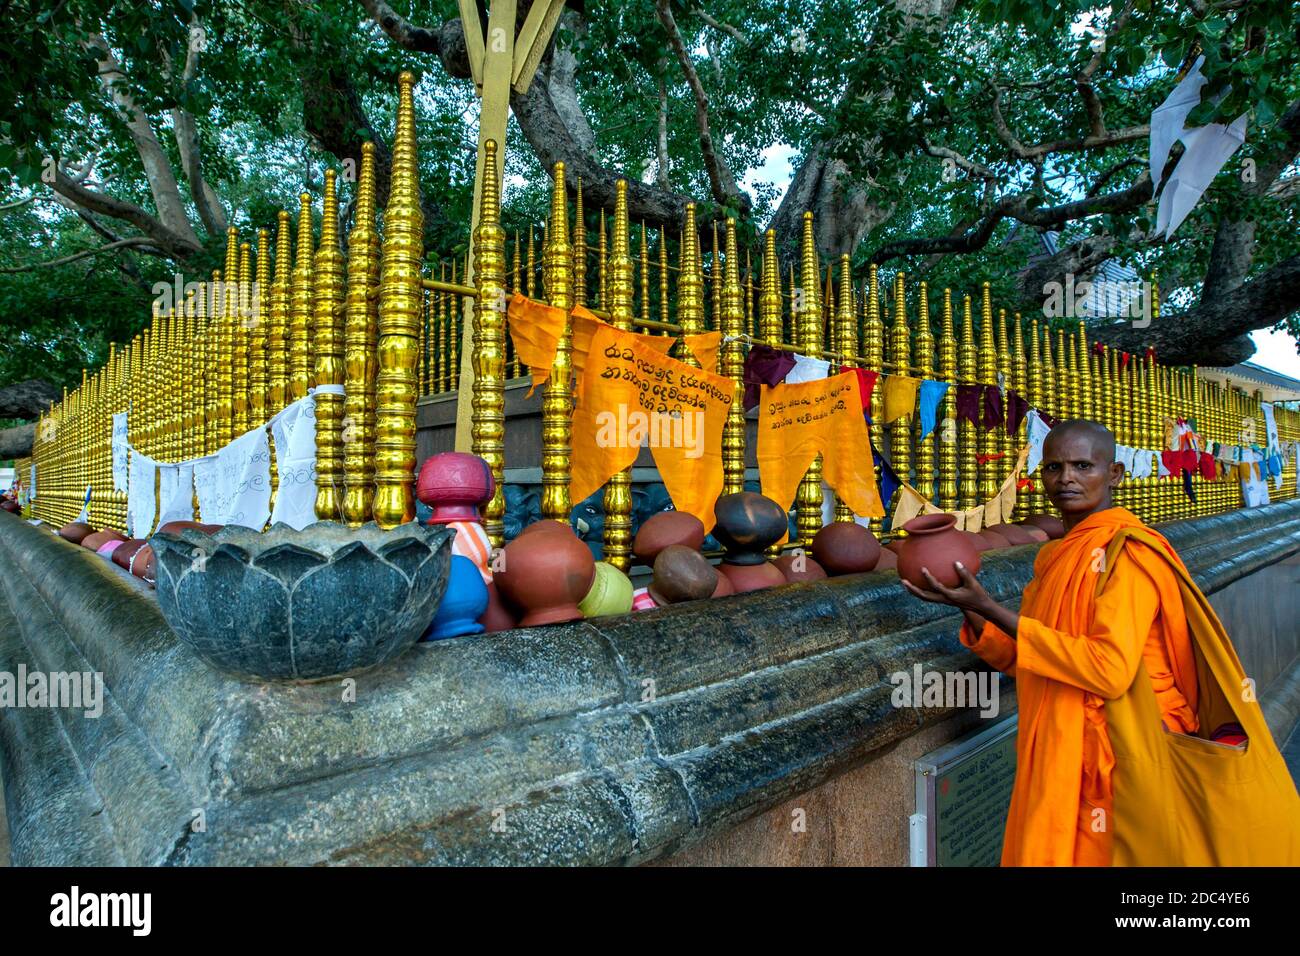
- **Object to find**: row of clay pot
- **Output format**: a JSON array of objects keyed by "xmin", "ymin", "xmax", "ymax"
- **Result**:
[{"xmin": 56, "ymin": 519, "xmax": 222, "ymax": 587}]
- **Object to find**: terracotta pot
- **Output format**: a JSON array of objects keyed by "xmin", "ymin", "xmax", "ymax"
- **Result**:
[
  {"xmin": 112, "ymin": 539, "xmax": 146, "ymax": 571},
  {"xmin": 495, "ymin": 525, "xmax": 595, "ymax": 626},
  {"xmin": 1017, "ymin": 524, "xmax": 1050, "ymax": 543},
  {"xmin": 811, "ymin": 522, "xmax": 881, "ymax": 576},
  {"xmin": 898, "ymin": 513, "xmax": 982, "ymax": 589},
  {"xmin": 710, "ymin": 572, "xmax": 735, "ymax": 598},
  {"xmin": 517, "ymin": 518, "xmax": 569, "ymax": 539},
  {"xmin": 964, "ymin": 530, "xmax": 993, "ymax": 553},
  {"xmin": 0, "ymin": 499, "xmax": 20, "ymax": 514},
  {"xmin": 633, "ymin": 511, "xmax": 705, "ymax": 565},
  {"xmin": 986, "ymin": 522, "xmax": 1037, "ymax": 546},
  {"xmin": 157, "ymin": 520, "xmax": 223, "ymax": 536},
  {"xmin": 1023, "ymin": 514, "xmax": 1066, "ymax": 539},
  {"xmin": 131, "ymin": 544, "xmax": 156, "ymax": 585},
  {"xmin": 885, "ymin": 538, "xmax": 906, "ymax": 555},
  {"xmin": 712, "ymin": 492, "xmax": 788, "ymax": 565},
  {"xmin": 579, "ymin": 561, "xmax": 634, "ymax": 618},
  {"xmin": 773, "ymin": 552, "xmax": 828, "ymax": 583},
  {"xmin": 416, "ymin": 452, "xmax": 495, "ymax": 524},
  {"xmin": 874, "ymin": 548, "xmax": 897, "ymax": 571},
  {"xmin": 81, "ymin": 529, "xmax": 126, "ymax": 551},
  {"xmin": 425, "ymin": 554, "xmax": 488, "ymax": 640},
  {"xmin": 716, "ymin": 559, "xmax": 786, "ymax": 594},
  {"xmin": 478, "ymin": 581, "xmax": 518, "ymax": 633},
  {"xmin": 649, "ymin": 544, "xmax": 718, "ymax": 605},
  {"xmin": 978, "ymin": 529, "xmax": 1011, "ymax": 549},
  {"xmin": 58, "ymin": 522, "xmax": 95, "ymax": 544}
]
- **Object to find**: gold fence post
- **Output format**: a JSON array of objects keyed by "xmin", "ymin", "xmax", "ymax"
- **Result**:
[
  {"xmin": 313, "ymin": 168, "xmax": 346, "ymax": 521},
  {"xmin": 795, "ymin": 212, "xmax": 824, "ymax": 545},
  {"xmin": 720, "ymin": 218, "xmax": 747, "ymax": 500},
  {"xmin": 540, "ymin": 161, "xmax": 574, "ymax": 524},
  {"xmin": 343, "ymin": 143, "xmax": 381, "ymax": 528},
  {"xmin": 472, "ymin": 139, "xmax": 508, "ymax": 546},
  {"xmin": 914, "ymin": 282, "xmax": 935, "ymax": 506},
  {"xmin": 938, "ymin": 289, "xmax": 958, "ymax": 513},
  {"xmin": 602, "ymin": 180, "xmax": 637, "ymax": 569}
]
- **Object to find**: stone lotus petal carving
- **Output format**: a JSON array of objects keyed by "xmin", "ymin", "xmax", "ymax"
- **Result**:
[{"xmin": 150, "ymin": 521, "xmax": 452, "ymax": 682}]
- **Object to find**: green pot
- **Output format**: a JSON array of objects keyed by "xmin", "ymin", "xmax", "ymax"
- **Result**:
[{"xmin": 579, "ymin": 561, "xmax": 634, "ymax": 618}]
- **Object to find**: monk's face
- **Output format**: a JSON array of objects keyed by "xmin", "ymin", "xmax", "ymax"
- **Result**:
[{"xmin": 1040, "ymin": 430, "xmax": 1124, "ymax": 518}]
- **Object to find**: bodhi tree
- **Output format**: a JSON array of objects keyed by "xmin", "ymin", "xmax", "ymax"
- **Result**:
[{"xmin": 1, "ymin": 0, "xmax": 1297, "ymax": 456}]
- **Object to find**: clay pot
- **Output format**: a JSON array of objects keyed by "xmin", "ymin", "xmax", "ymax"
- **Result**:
[
  {"xmin": 811, "ymin": 522, "xmax": 881, "ymax": 576},
  {"xmin": 633, "ymin": 511, "xmax": 705, "ymax": 565},
  {"xmin": 716, "ymin": 559, "xmax": 786, "ymax": 594},
  {"xmin": 649, "ymin": 544, "xmax": 718, "ymax": 605},
  {"xmin": 112, "ymin": 539, "xmax": 146, "ymax": 571},
  {"xmin": 885, "ymin": 538, "xmax": 906, "ymax": 555},
  {"xmin": 710, "ymin": 572, "xmax": 735, "ymax": 598},
  {"xmin": 495, "ymin": 524, "xmax": 595, "ymax": 626},
  {"xmin": 416, "ymin": 452, "xmax": 495, "ymax": 524},
  {"xmin": 1017, "ymin": 524, "xmax": 1050, "ymax": 543},
  {"xmin": 978, "ymin": 529, "xmax": 1011, "ymax": 549},
  {"xmin": 424, "ymin": 555, "xmax": 488, "ymax": 640},
  {"xmin": 986, "ymin": 523, "xmax": 1037, "ymax": 546},
  {"xmin": 964, "ymin": 530, "xmax": 994, "ymax": 553},
  {"xmin": 1023, "ymin": 514, "xmax": 1066, "ymax": 539},
  {"xmin": 517, "ymin": 518, "xmax": 569, "ymax": 539},
  {"xmin": 157, "ymin": 520, "xmax": 222, "ymax": 535},
  {"xmin": 131, "ymin": 544, "xmax": 156, "ymax": 585},
  {"xmin": 712, "ymin": 492, "xmax": 788, "ymax": 565},
  {"xmin": 96, "ymin": 539, "xmax": 125, "ymax": 559},
  {"xmin": 898, "ymin": 513, "xmax": 982, "ymax": 589},
  {"xmin": 479, "ymin": 581, "xmax": 518, "ymax": 633},
  {"xmin": 58, "ymin": 522, "xmax": 95, "ymax": 544},
  {"xmin": 773, "ymin": 552, "xmax": 828, "ymax": 583},
  {"xmin": 579, "ymin": 561, "xmax": 634, "ymax": 618},
  {"xmin": 874, "ymin": 548, "xmax": 898, "ymax": 571},
  {"xmin": 0, "ymin": 499, "xmax": 20, "ymax": 514},
  {"xmin": 81, "ymin": 529, "xmax": 126, "ymax": 551}
]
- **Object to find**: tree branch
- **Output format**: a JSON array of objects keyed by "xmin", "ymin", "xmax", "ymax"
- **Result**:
[{"xmin": 0, "ymin": 237, "xmax": 160, "ymax": 273}]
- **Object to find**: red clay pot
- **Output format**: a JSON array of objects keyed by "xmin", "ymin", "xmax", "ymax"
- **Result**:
[
  {"xmin": 964, "ymin": 530, "xmax": 993, "ymax": 553},
  {"xmin": 710, "ymin": 571, "xmax": 735, "ymax": 598},
  {"xmin": 885, "ymin": 538, "xmax": 906, "ymax": 555},
  {"xmin": 417, "ymin": 452, "xmax": 494, "ymax": 524},
  {"xmin": 986, "ymin": 522, "xmax": 1037, "ymax": 546},
  {"xmin": 112, "ymin": 539, "xmax": 146, "ymax": 571},
  {"xmin": 1017, "ymin": 524, "xmax": 1050, "ymax": 543},
  {"xmin": 716, "ymin": 560, "xmax": 786, "ymax": 594},
  {"xmin": 81, "ymin": 529, "xmax": 126, "ymax": 551},
  {"xmin": 874, "ymin": 548, "xmax": 898, "ymax": 571},
  {"xmin": 58, "ymin": 522, "xmax": 95, "ymax": 544},
  {"xmin": 649, "ymin": 544, "xmax": 718, "ymax": 605},
  {"xmin": 898, "ymin": 513, "xmax": 982, "ymax": 589},
  {"xmin": 495, "ymin": 525, "xmax": 595, "ymax": 626},
  {"xmin": 810, "ymin": 522, "xmax": 881, "ymax": 576},
  {"xmin": 156, "ymin": 520, "xmax": 223, "ymax": 535},
  {"xmin": 773, "ymin": 552, "xmax": 828, "ymax": 583},
  {"xmin": 633, "ymin": 511, "xmax": 705, "ymax": 565},
  {"xmin": 1023, "ymin": 514, "xmax": 1066, "ymax": 539},
  {"xmin": 516, "ymin": 518, "xmax": 568, "ymax": 539},
  {"xmin": 978, "ymin": 529, "xmax": 1011, "ymax": 549},
  {"xmin": 130, "ymin": 544, "xmax": 156, "ymax": 585},
  {"xmin": 478, "ymin": 580, "xmax": 518, "ymax": 633}
]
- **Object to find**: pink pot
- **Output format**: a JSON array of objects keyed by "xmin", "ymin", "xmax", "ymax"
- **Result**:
[{"xmin": 417, "ymin": 452, "xmax": 495, "ymax": 524}]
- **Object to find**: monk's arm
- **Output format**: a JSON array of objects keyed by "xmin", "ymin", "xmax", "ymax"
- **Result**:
[
  {"xmin": 956, "ymin": 579, "xmax": 1041, "ymax": 677},
  {"xmin": 1014, "ymin": 552, "xmax": 1155, "ymax": 698}
]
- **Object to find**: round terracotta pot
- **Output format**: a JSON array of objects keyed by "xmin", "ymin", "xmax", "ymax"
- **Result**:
[
  {"xmin": 773, "ymin": 552, "xmax": 828, "ymax": 583},
  {"xmin": 112, "ymin": 539, "xmax": 146, "ymax": 571},
  {"xmin": 1017, "ymin": 524, "xmax": 1050, "ymax": 543},
  {"xmin": 898, "ymin": 513, "xmax": 982, "ymax": 589},
  {"xmin": 986, "ymin": 522, "xmax": 1037, "ymax": 546},
  {"xmin": 649, "ymin": 544, "xmax": 718, "ymax": 605},
  {"xmin": 517, "ymin": 518, "xmax": 569, "ymax": 539},
  {"xmin": 58, "ymin": 522, "xmax": 95, "ymax": 544},
  {"xmin": 978, "ymin": 529, "xmax": 1011, "ymax": 549},
  {"xmin": 579, "ymin": 561, "xmax": 634, "ymax": 618},
  {"xmin": 479, "ymin": 580, "xmax": 519, "ymax": 633},
  {"xmin": 633, "ymin": 511, "xmax": 705, "ymax": 565},
  {"xmin": 130, "ymin": 544, "xmax": 156, "ymax": 585},
  {"xmin": 964, "ymin": 530, "xmax": 994, "ymax": 553},
  {"xmin": 712, "ymin": 492, "xmax": 789, "ymax": 565},
  {"xmin": 874, "ymin": 548, "xmax": 898, "ymax": 571},
  {"xmin": 416, "ymin": 452, "xmax": 494, "ymax": 524},
  {"xmin": 710, "ymin": 571, "xmax": 735, "ymax": 598},
  {"xmin": 717, "ymin": 559, "xmax": 786, "ymax": 594},
  {"xmin": 885, "ymin": 538, "xmax": 906, "ymax": 555},
  {"xmin": 156, "ymin": 520, "xmax": 224, "ymax": 536},
  {"xmin": 1023, "ymin": 514, "xmax": 1066, "ymax": 539},
  {"xmin": 810, "ymin": 522, "xmax": 881, "ymax": 576},
  {"xmin": 495, "ymin": 525, "xmax": 595, "ymax": 626},
  {"xmin": 81, "ymin": 529, "xmax": 126, "ymax": 551}
]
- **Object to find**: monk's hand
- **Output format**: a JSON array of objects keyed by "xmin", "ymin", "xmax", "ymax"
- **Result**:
[{"xmin": 902, "ymin": 561, "xmax": 996, "ymax": 616}]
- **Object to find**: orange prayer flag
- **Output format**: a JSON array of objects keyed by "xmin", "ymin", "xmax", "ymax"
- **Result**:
[
  {"xmin": 571, "ymin": 323, "xmax": 733, "ymax": 531},
  {"xmin": 682, "ymin": 331, "xmax": 722, "ymax": 374},
  {"xmin": 506, "ymin": 293, "xmax": 566, "ymax": 398},
  {"xmin": 757, "ymin": 371, "xmax": 884, "ymax": 523},
  {"xmin": 571, "ymin": 305, "xmax": 674, "ymax": 404}
]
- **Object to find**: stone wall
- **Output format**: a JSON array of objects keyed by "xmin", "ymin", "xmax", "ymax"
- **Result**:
[{"xmin": 1, "ymin": 499, "xmax": 1298, "ymax": 866}]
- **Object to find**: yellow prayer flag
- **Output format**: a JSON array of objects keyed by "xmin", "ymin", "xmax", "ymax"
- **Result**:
[{"xmin": 883, "ymin": 374, "xmax": 921, "ymax": 423}]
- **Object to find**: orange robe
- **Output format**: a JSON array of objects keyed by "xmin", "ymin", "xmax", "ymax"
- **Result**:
[{"xmin": 959, "ymin": 507, "xmax": 1199, "ymax": 866}]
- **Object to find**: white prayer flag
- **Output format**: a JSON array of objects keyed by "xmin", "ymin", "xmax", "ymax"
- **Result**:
[
  {"xmin": 112, "ymin": 411, "xmax": 129, "ymax": 493},
  {"xmin": 128, "ymin": 450, "xmax": 157, "ymax": 537},
  {"xmin": 269, "ymin": 394, "xmax": 319, "ymax": 530},
  {"xmin": 156, "ymin": 462, "xmax": 197, "ymax": 528}
]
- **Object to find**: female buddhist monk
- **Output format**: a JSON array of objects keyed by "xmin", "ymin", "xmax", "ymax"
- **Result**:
[{"xmin": 901, "ymin": 419, "xmax": 1300, "ymax": 866}]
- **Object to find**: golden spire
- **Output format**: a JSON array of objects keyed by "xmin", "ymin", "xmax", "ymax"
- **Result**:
[
  {"xmin": 471, "ymin": 139, "xmax": 508, "ymax": 543},
  {"xmin": 313, "ymin": 167, "xmax": 346, "ymax": 520}
]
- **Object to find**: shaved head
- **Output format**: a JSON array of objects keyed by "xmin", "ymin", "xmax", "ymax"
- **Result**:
[{"xmin": 1044, "ymin": 419, "xmax": 1116, "ymax": 464}]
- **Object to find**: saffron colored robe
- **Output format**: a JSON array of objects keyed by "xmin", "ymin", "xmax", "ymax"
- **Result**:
[{"xmin": 959, "ymin": 507, "xmax": 1199, "ymax": 866}]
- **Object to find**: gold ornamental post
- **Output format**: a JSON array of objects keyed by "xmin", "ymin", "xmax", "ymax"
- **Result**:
[
  {"xmin": 290, "ymin": 192, "xmax": 315, "ymax": 402},
  {"xmin": 471, "ymin": 140, "xmax": 508, "ymax": 545},
  {"xmin": 601, "ymin": 180, "xmax": 637, "ymax": 568},
  {"xmin": 794, "ymin": 212, "xmax": 823, "ymax": 545},
  {"xmin": 720, "ymin": 218, "xmax": 747, "ymax": 500},
  {"xmin": 313, "ymin": 168, "xmax": 347, "ymax": 521},
  {"xmin": 343, "ymin": 143, "xmax": 381, "ymax": 528},
  {"xmin": 540, "ymin": 161, "xmax": 574, "ymax": 524}
]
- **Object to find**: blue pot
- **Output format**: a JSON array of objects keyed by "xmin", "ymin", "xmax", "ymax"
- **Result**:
[{"xmin": 425, "ymin": 554, "xmax": 488, "ymax": 640}]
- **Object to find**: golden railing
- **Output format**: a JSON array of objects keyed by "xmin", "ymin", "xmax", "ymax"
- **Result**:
[{"xmin": 24, "ymin": 71, "xmax": 1300, "ymax": 558}]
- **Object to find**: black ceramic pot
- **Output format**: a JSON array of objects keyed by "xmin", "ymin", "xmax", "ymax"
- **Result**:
[{"xmin": 712, "ymin": 492, "xmax": 788, "ymax": 566}]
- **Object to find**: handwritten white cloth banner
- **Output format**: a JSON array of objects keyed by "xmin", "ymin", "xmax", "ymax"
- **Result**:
[
  {"xmin": 195, "ymin": 425, "xmax": 271, "ymax": 529},
  {"xmin": 784, "ymin": 354, "xmax": 830, "ymax": 384},
  {"xmin": 269, "ymin": 393, "xmax": 319, "ymax": 530},
  {"xmin": 1025, "ymin": 409, "xmax": 1051, "ymax": 475},
  {"xmin": 112, "ymin": 412, "xmax": 129, "ymax": 493},
  {"xmin": 128, "ymin": 450, "xmax": 157, "ymax": 537},
  {"xmin": 156, "ymin": 462, "xmax": 197, "ymax": 528}
]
